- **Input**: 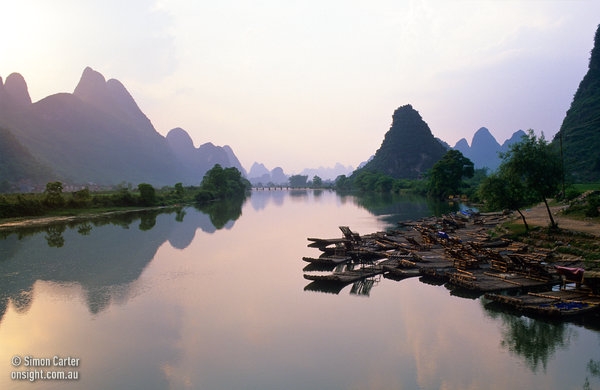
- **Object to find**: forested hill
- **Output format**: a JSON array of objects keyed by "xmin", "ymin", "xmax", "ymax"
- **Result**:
[
  {"xmin": 0, "ymin": 126, "xmax": 53, "ymax": 191},
  {"xmin": 553, "ymin": 24, "xmax": 600, "ymax": 182},
  {"xmin": 0, "ymin": 67, "xmax": 244, "ymax": 189},
  {"xmin": 357, "ymin": 104, "xmax": 447, "ymax": 179}
]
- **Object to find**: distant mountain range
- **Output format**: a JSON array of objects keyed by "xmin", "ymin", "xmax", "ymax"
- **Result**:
[
  {"xmin": 4, "ymin": 23, "xmax": 599, "ymax": 192},
  {"xmin": 246, "ymin": 162, "xmax": 353, "ymax": 185},
  {"xmin": 352, "ymin": 25, "xmax": 600, "ymax": 182},
  {"xmin": 247, "ymin": 163, "xmax": 288, "ymax": 185},
  {"xmin": 0, "ymin": 67, "xmax": 244, "ymax": 189},
  {"xmin": 453, "ymin": 127, "xmax": 527, "ymax": 171},
  {"xmin": 0, "ymin": 66, "xmax": 355, "ymax": 190},
  {"xmin": 351, "ymin": 104, "xmax": 531, "ymax": 180}
]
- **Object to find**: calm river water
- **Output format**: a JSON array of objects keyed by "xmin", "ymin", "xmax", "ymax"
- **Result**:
[{"xmin": 0, "ymin": 189, "xmax": 599, "ymax": 389}]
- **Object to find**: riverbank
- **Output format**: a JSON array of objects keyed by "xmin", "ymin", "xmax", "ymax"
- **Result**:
[{"xmin": 0, "ymin": 206, "xmax": 181, "ymax": 231}]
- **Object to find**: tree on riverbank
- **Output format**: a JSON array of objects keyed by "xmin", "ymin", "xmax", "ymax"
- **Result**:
[
  {"xmin": 138, "ymin": 183, "xmax": 156, "ymax": 206},
  {"xmin": 479, "ymin": 130, "xmax": 563, "ymax": 229},
  {"xmin": 44, "ymin": 181, "xmax": 65, "ymax": 208},
  {"xmin": 478, "ymin": 172, "xmax": 537, "ymax": 230},
  {"xmin": 426, "ymin": 150, "xmax": 474, "ymax": 200},
  {"xmin": 195, "ymin": 164, "xmax": 250, "ymax": 203}
]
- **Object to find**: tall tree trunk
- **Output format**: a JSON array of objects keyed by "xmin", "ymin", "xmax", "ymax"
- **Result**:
[
  {"xmin": 543, "ymin": 198, "xmax": 558, "ymax": 229},
  {"xmin": 516, "ymin": 208, "xmax": 529, "ymax": 231}
]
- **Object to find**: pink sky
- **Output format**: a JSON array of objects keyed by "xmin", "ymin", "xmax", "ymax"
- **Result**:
[{"xmin": 1, "ymin": 0, "xmax": 599, "ymax": 173}]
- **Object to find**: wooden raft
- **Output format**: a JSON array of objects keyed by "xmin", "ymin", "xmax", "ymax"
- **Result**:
[{"xmin": 485, "ymin": 290, "xmax": 600, "ymax": 318}]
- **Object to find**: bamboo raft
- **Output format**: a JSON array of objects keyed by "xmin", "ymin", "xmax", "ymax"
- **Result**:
[
  {"xmin": 301, "ymin": 213, "xmax": 588, "ymax": 316},
  {"xmin": 485, "ymin": 290, "xmax": 600, "ymax": 318},
  {"xmin": 448, "ymin": 268, "xmax": 558, "ymax": 293},
  {"xmin": 303, "ymin": 218, "xmax": 538, "ymax": 289},
  {"xmin": 303, "ymin": 258, "xmax": 406, "ymax": 285}
]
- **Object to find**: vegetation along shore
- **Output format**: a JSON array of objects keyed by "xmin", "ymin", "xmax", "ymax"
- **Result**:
[{"xmin": 0, "ymin": 164, "xmax": 251, "ymax": 224}]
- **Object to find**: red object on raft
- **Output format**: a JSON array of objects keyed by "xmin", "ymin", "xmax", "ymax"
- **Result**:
[{"xmin": 554, "ymin": 265, "xmax": 585, "ymax": 283}]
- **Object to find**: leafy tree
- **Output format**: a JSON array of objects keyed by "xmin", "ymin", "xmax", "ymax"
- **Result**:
[
  {"xmin": 391, "ymin": 178, "xmax": 414, "ymax": 192},
  {"xmin": 197, "ymin": 164, "xmax": 250, "ymax": 202},
  {"xmin": 73, "ymin": 188, "xmax": 91, "ymax": 202},
  {"xmin": 71, "ymin": 188, "xmax": 91, "ymax": 207},
  {"xmin": 174, "ymin": 182, "xmax": 184, "ymax": 198},
  {"xmin": 195, "ymin": 189, "xmax": 214, "ymax": 203},
  {"xmin": 138, "ymin": 183, "xmax": 156, "ymax": 206},
  {"xmin": 341, "ymin": 170, "xmax": 423, "ymax": 194},
  {"xmin": 375, "ymin": 175, "xmax": 394, "ymax": 192},
  {"xmin": 478, "ymin": 172, "xmax": 537, "ymax": 230},
  {"xmin": 353, "ymin": 171, "xmax": 379, "ymax": 192},
  {"xmin": 586, "ymin": 195, "xmax": 600, "ymax": 217},
  {"xmin": 44, "ymin": 181, "xmax": 65, "ymax": 208},
  {"xmin": 289, "ymin": 174, "xmax": 308, "ymax": 188},
  {"xmin": 112, "ymin": 188, "xmax": 136, "ymax": 206},
  {"xmin": 312, "ymin": 175, "xmax": 323, "ymax": 188},
  {"xmin": 500, "ymin": 130, "xmax": 563, "ymax": 228},
  {"xmin": 335, "ymin": 175, "xmax": 351, "ymax": 191},
  {"xmin": 427, "ymin": 150, "xmax": 474, "ymax": 199},
  {"xmin": 201, "ymin": 164, "xmax": 226, "ymax": 194}
]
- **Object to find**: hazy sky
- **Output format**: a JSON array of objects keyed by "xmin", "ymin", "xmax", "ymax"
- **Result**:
[{"xmin": 1, "ymin": 1, "xmax": 599, "ymax": 173}]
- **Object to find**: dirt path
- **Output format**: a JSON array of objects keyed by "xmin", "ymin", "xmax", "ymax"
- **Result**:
[{"xmin": 513, "ymin": 202, "xmax": 600, "ymax": 236}]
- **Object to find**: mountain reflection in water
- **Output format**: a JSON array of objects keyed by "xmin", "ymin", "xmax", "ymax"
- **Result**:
[
  {"xmin": 0, "ymin": 190, "xmax": 599, "ymax": 390},
  {"xmin": 0, "ymin": 198, "xmax": 245, "ymax": 321}
]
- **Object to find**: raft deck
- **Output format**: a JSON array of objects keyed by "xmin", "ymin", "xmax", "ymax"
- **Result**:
[
  {"xmin": 485, "ymin": 289, "xmax": 600, "ymax": 318},
  {"xmin": 448, "ymin": 268, "xmax": 559, "ymax": 293},
  {"xmin": 303, "ymin": 258, "xmax": 407, "ymax": 285},
  {"xmin": 304, "ymin": 215, "xmax": 561, "ymax": 297}
]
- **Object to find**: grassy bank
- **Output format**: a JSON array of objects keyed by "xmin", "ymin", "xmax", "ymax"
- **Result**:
[{"xmin": 0, "ymin": 184, "xmax": 199, "ymax": 220}]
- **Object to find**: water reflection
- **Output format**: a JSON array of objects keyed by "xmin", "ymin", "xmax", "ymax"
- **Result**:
[
  {"xmin": 249, "ymin": 188, "xmax": 287, "ymax": 210},
  {"xmin": 139, "ymin": 212, "xmax": 158, "ymax": 231},
  {"xmin": 0, "ymin": 197, "xmax": 247, "ymax": 248},
  {"xmin": 344, "ymin": 191, "xmax": 461, "ymax": 226},
  {"xmin": 193, "ymin": 194, "xmax": 245, "ymax": 229},
  {"xmin": 349, "ymin": 276, "xmax": 380, "ymax": 296},
  {"xmin": 289, "ymin": 189, "xmax": 309, "ymax": 199},
  {"xmin": 586, "ymin": 360, "xmax": 600, "ymax": 390},
  {"xmin": 1, "ymin": 190, "xmax": 599, "ymax": 389},
  {"xmin": 483, "ymin": 298, "xmax": 600, "ymax": 390},
  {"xmin": 485, "ymin": 306, "xmax": 573, "ymax": 372},
  {"xmin": 77, "ymin": 222, "xmax": 93, "ymax": 235},
  {"xmin": 0, "ymin": 201, "xmax": 246, "ymax": 322},
  {"xmin": 45, "ymin": 225, "xmax": 66, "ymax": 247}
]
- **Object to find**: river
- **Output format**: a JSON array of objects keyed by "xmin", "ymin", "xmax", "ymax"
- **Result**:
[{"xmin": 0, "ymin": 189, "xmax": 599, "ymax": 389}]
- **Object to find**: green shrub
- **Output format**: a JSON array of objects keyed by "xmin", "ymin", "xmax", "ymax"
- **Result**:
[{"xmin": 195, "ymin": 190, "xmax": 214, "ymax": 203}]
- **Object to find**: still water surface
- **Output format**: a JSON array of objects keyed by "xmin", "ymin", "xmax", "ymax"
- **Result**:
[{"xmin": 0, "ymin": 189, "xmax": 599, "ymax": 389}]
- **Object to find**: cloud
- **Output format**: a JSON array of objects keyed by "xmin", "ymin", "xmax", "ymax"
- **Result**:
[{"xmin": 1, "ymin": 0, "xmax": 177, "ymax": 96}]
